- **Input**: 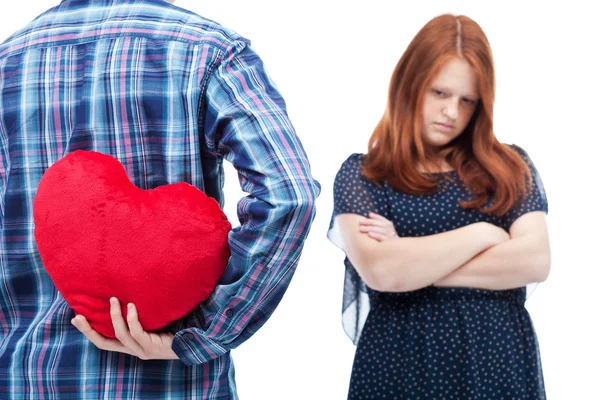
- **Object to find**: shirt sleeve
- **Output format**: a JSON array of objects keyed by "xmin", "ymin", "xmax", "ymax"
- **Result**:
[
  {"xmin": 170, "ymin": 41, "xmax": 321, "ymax": 365},
  {"xmin": 503, "ymin": 144, "xmax": 549, "ymax": 229}
]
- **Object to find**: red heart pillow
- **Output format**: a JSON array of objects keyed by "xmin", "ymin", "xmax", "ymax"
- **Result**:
[{"xmin": 33, "ymin": 150, "xmax": 231, "ymax": 338}]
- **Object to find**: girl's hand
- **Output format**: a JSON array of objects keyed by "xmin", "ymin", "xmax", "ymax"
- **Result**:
[{"xmin": 359, "ymin": 212, "xmax": 398, "ymax": 242}]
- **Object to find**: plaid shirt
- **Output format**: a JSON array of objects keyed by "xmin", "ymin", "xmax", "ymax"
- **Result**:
[{"xmin": 0, "ymin": 0, "xmax": 320, "ymax": 398}]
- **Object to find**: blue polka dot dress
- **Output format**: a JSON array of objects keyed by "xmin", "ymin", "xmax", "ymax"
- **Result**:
[{"xmin": 328, "ymin": 145, "xmax": 548, "ymax": 399}]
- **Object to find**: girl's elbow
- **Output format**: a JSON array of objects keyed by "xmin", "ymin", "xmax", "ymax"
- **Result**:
[
  {"xmin": 537, "ymin": 262, "xmax": 550, "ymax": 282},
  {"xmin": 364, "ymin": 261, "xmax": 408, "ymax": 293},
  {"xmin": 371, "ymin": 278, "xmax": 408, "ymax": 293},
  {"xmin": 533, "ymin": 252, "xmax": 551, "ymax": 282}
]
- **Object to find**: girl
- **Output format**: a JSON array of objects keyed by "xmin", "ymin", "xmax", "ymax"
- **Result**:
[{"xmin": 328, "ymin": 13, "xmax": 549, "ymax": 399}]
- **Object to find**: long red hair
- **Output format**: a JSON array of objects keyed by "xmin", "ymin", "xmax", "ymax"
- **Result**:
[{"xmin": 363, "ymin": 14, "xmax": 532, "ymax": 216}]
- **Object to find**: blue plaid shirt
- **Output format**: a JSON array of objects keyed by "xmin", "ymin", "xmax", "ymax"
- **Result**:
[{"xmin": 0, "ymin": 0, "xmax": 320, "ymax": 398}]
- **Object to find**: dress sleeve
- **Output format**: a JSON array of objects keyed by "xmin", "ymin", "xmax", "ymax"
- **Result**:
[
  {"xmin": 503, "ymin": 144, "xmax": 549, "ymax": 229},
  {"xmin": 501, "ymin": 145, "xmax": 549, "ymax": 299},
  {"xmin": 327, "ymin": 153, "xmax": 388, "ymax": 345}
]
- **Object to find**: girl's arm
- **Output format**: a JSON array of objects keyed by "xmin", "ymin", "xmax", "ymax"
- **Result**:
[
  {"xmin": 335, "ymin": 213, "xmax": 509, "ymax": 292},
  {"xmin": 433, "ymin": 211, "xmax": 550, "ymax": 290}
]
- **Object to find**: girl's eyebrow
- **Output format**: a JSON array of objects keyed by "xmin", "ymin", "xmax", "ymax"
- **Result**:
[{"xmin": 431, "ymin": 85, "xmax": 478, "ymax": 99}]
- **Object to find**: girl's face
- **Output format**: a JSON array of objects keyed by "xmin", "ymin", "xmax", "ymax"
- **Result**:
[{"xmin": 421, "ymin": 57, "xmax": 480, "ymax": 150}]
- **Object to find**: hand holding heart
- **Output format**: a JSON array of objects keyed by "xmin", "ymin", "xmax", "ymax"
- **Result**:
[
  {"xmin": 71, "ymin": 297, "xmax": 179, "ymax": 360},
  {"xmin": 34, "ymin": 150, "xmax": 231, "ymax": 342}
]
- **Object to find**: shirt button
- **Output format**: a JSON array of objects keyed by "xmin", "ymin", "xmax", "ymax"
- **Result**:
[
  {"xmin": 225, "ymin": 309, "xmax": 233, "ymax": 318},
  {"xmin": 182, "ymin": 333, "xmax": 194, "ymax": 340}
]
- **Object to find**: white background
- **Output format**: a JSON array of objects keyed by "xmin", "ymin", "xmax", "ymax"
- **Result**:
[{"xmin": 2, "ymin": 1, "xmax": 599, "ymax": 399}]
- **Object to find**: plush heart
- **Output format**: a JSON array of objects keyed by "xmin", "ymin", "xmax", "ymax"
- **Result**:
[{"xmin": 33, "ymin": 150, "xmax": 231, "ymax": 338}]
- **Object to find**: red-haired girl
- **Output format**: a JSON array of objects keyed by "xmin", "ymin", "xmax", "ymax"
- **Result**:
[{"xmin": 329, "ymin": 14, "xmax": 549, "ymax": 399}]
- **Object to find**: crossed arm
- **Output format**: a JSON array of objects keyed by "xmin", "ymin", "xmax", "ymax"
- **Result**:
[{"xmin": 335, "ymin": 211, "xmax": 550, "ymax": 292}]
